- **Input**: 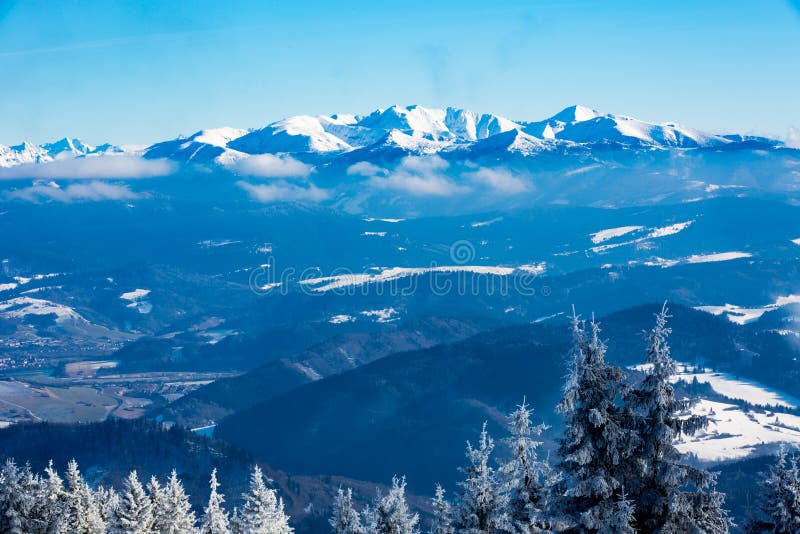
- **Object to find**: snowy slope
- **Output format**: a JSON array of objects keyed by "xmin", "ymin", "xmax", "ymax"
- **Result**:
[{"xmin": 145, "ymin": 127, "xmax": 249, "ymax": 164}]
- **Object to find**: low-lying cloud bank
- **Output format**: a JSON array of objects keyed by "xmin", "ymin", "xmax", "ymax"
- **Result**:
[
  {"xmin": 236, "ymin": 180, "xmax": 328, "ymax": 203},
  {"xmin": 0, "ymin": 155, "xmax": 174, "ymax": 180},
  {"xmin": 226, "ymin": 154, "xmax": 312, "ymax": 178},
  {"xmin": 6, "ymin": 181, "xmax": 140, "ymax": 202},
  {"xmin": 349, "ymin": 156, "xmax": 531, "ymax": 197}
]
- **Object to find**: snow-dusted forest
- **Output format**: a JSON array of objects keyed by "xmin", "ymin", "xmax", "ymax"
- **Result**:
[{"xmin": 2, "ymin": 308, "xmax": 799, "ymax": 533}]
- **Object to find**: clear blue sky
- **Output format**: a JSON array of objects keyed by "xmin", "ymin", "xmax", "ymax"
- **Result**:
[{"xmin": 1, "ymin": 0, "xmax": 799, "ymax": 145}]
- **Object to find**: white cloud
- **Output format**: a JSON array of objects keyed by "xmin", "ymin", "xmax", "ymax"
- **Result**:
[
  {"xmin": 347, "ymin": 161, "xmax": 386, "ymax": 177},
  {"xmin": 0, "ymin": 156, "xmax": 174, "ymax": 180},
  {"xmin": 464, "ymin": 167, "xmax": 530, "ymax": 194},
  {"xmin": 787, "ymin": 127, "xmax": 800, "ymax": 149},
  {"xmin": 237, "ymin": 180, "xmax": 328, "ymax": 203},
  {"xmin": 368, "ymin": 155, "xmax": 467, "ymax": 197},
  {"xmin": 7, "ymin": 181, "xmax": 140, "ymax": 202},
  {"xmin": 399, "ymin": 155, "xmax": 449, "ymax": 173},
  {"xmin": 228, "ymin": 154, "xmax": 312, "ymax": 178}
]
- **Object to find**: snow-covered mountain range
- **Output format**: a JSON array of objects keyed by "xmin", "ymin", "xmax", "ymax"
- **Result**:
[{"xmin": 1, "ymin": 105, "xmax": 783, "ymax": 169}]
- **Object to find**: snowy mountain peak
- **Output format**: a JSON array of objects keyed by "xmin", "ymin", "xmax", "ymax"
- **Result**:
[{"xmin": 550, "ymin": 104, "xmax": 603, "ymax": 123}]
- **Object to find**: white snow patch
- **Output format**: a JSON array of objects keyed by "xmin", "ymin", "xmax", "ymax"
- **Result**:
[
  {"xmin": 792, "ymin": 238, "xmax": 800, "ymax": 246},
  {"xmin": 299, "ymin": 264, "xmax": 546, "ymax": 292},
  {"xmin": 363, "ymin": 217, "xmax": 405, "ymax": 223},
  {"xmin": 589, "ymin": 226, "xmax": 643, "ymax": 244},
  {"xmin": 362, "ymin": 231, "xmax": 387, "ymax": 237},
  {"xmin": 120, "ymin": 289, "xmax": 152, "ymax": 314},
  {"xmin": 0, "ymin": 283, "xmax": 17, "ymax": 292},
  {"xmin": 471, "ymin": 217, "xmax": 503, "ymax": 228},
  {"xmin": 646, "ymin": 220, "xmax": 694, "ymax": 239},
  {"xmin": 329, "ymin": 314, "xmax": 355, "ymax": 324},
  {"xmin": 685, "ymin": 251, "xmax": 752, "ymax": 264},
  {"xmin": 360, "ymin": 308, "xmax": 399, "ymax": 323},
  {"xmin": 0, "ymin": 297, "xmax": 84, "ymax": 323}
]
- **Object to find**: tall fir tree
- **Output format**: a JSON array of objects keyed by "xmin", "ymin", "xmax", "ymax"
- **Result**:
[
  {"xmin": 201, "ymin": 469, "xmax": 231, "ymax": 534},
  {"xmin": 453, "ymin": 423, "xmax": 510, "ymax": 534},
  {"xmin": 64, "ymin": 459, "xmax": 105, "ymax": 534},
  {"xmin": 498, "ymin": 400, "xmax": 550, "ymax": 533},
  {"xmin": 110, "ymin": 470, "xmax": 154, "ymax": 534},
  {"xmin": 232, "ymin": 465, "xmax": 293, "ymax": 534},
  {"xmin": 429, "ymin": 485, "xmax": 453, "ymax": 534},
  {"xmin": 366, "ymin": 476, "xmax": 419, "ymax": 534},
  {"xmin": 623, "ymin": 304, "xmax": 730, "ymax": 533},
  {"xmin": 555, "ymin": 314, "xmax": 637, "ymax": 533},
  {"xmin": 330, "ymin": 487, "xmax": 363, "ymax": 534},
  {"xmin": 746, "ymin": 446, "xmax": 800, "ymax": 533}
]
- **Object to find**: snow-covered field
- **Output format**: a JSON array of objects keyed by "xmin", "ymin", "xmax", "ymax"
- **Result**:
[
  {"xmin": 695, "ymin": 294, "xmax": 800, "ymax": 325},
  {"xmin": 299, "ymin": 263, "xmax": 546, "ymax": 293},
  {"xmin": 632, "ymin": 361, "xmax": 800, "ymax": 461},
  {"xmin": 120, "ymin": 289, "xmax": 152, "ymax": 314},
  {"xmin": 677, "ymin": 400, "xmax": 800, "ymax": 462}
]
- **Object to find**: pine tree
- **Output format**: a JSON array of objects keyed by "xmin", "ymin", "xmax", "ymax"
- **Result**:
[
  {"xmin": 330, "ymin": 487, "xmax": 363, "ymax": 534},
  {"xmin": 110, "ymin": 470, "xmax": 154, "ymax": 534},
  {"xmin": 232, "ymin": 465, "xmax": 293, "ymax": 534},
  {"xmin": 429, "ymin": 485, "xmax": 453, "ymax": 534},
  {"xmin": 64, "ymin": 459, "xmax": 105, "ymax": 534},
  {"xmin": 623, "ymin": 304, "xmax": 730, "ymax": 533},
  {"xmin": 746, "ymin": 446, "xmax": 800, "ymax": 533},
  {"xmin": 453, "ymin": 423, "xmax": 509, "ymax": 534},
  {"xmin": 366, "ymin": 476, "xmax": 419, "ymax": 534},
  {"xmin": 498, "ymin": 400, "xmax": 550, "ymax": 533},
  {"xmin": 554, "ymin": 314, "xmax": 637, "ymax": 533},
  {"xmin": 201, "ymin": 469, "xmax": 231, "ymax": 534}
]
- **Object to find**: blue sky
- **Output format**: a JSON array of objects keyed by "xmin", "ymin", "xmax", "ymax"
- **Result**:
[{"xmin": 1, "ymin": 0, "xmax": 799, "ymax": 145}]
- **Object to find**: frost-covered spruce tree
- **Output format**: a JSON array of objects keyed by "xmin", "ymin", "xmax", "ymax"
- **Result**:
[
  {"xmin": 0, "ymin": 459, "xmax": 46, "ymax": 534},
  {"xmin": 366, "ymin": 476, "xmax": 419, "ymax": 534},
  {"xmin": 623, "ymin": 304, "xmax": 730, "ymax": 533},
  {"xmin": 453, "ymin": 423, "xmax": 509, "ymax": 534},
  {"xmin": 149, "ymin": 475, "xmax": 169, "ymax": 533},
  {"xmin": 110, "ymin": 470, "xmax": 154, "ymax": 534},
  {"xmin": 498, "ymin": 400, "xmax": 550, "ymax": 533},
  {"xmin": 201, "ymin": 469, "xmax": 231, "ymax": 534},
  {"xmin": 330, "ymin": 487, "xmax": 363, "ymax": 534},
  {"xmin": 95, "ymin": 485, "xmax": 120, "ymax": 526},
  {"xmin": 64, "ymin": 459, "xmax": 105, "ymax": 534},
  {"xmin": 429, "ymin": 485, "xmax": 453, "ymax": 534},
  {"xmin": 41, "ymin": 459, "xmax": 69, "ymax": 532},
  {"xmin": 160, "ymin": 470, "xmax": 198, "ymax": 533},
  {"xmin": 232, "ymin": 465, "xmax": 293, "ymax": 534},
  {"xmin": 554, "ymin": 314, "xmax": 637, "ymax": 533},
  {"xmin": 745, "ymin": 446, "xmax": 800, "ymax": 533}
]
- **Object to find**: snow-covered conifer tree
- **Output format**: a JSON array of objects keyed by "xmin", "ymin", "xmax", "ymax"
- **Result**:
[
  {"xmin": 746, "ymin": 446, "xmax": 800, "ymax": 533},
  {"xmin": 330, "ymin": 487, "xmax": 363, "ymax": 534},
  {"xmin": 232, "ymin": 465, "xmax": 292, "ymax": 534},
  {"xmin": 0, "ymin": 459, "xmax": 46, "ymax": 534},
  {"xmin": 498, "ymin": 400, "xmax": 550, "ymax": 533},
  {"xmin": 366, "ymin": 476, "xmax": 419, "ymax": 534},
  {"xmin": 160, "ymin": 470, "xmax": 198, "ymax": 533},
  {"xmin": 64, "ymin": 459, "xmax": 105, "ymax": 533},
  {"xmin": 554, "ymin": 314, "xmax": 637, "ymax": 532},
  {"xmin": 95, "ymin": 485, "xmax": 120, "ymax": 526},
  {"xmin": 110, "ymin": 470, "xmax": 154, "ymax": 534},
  {"xmin": 429, "ymin": 485, "xmax": 453, "ymax": 534},
  {"xmin": 453, "ymin": 423, "xmax": 509, "ymax": 534},
  {"xmin": 201, "ymin": 469, "xmax": 231, "ymax": 534},
  {"xmin": 623, "ymin": 304, "xmax": 730, "ymax": 533}
]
